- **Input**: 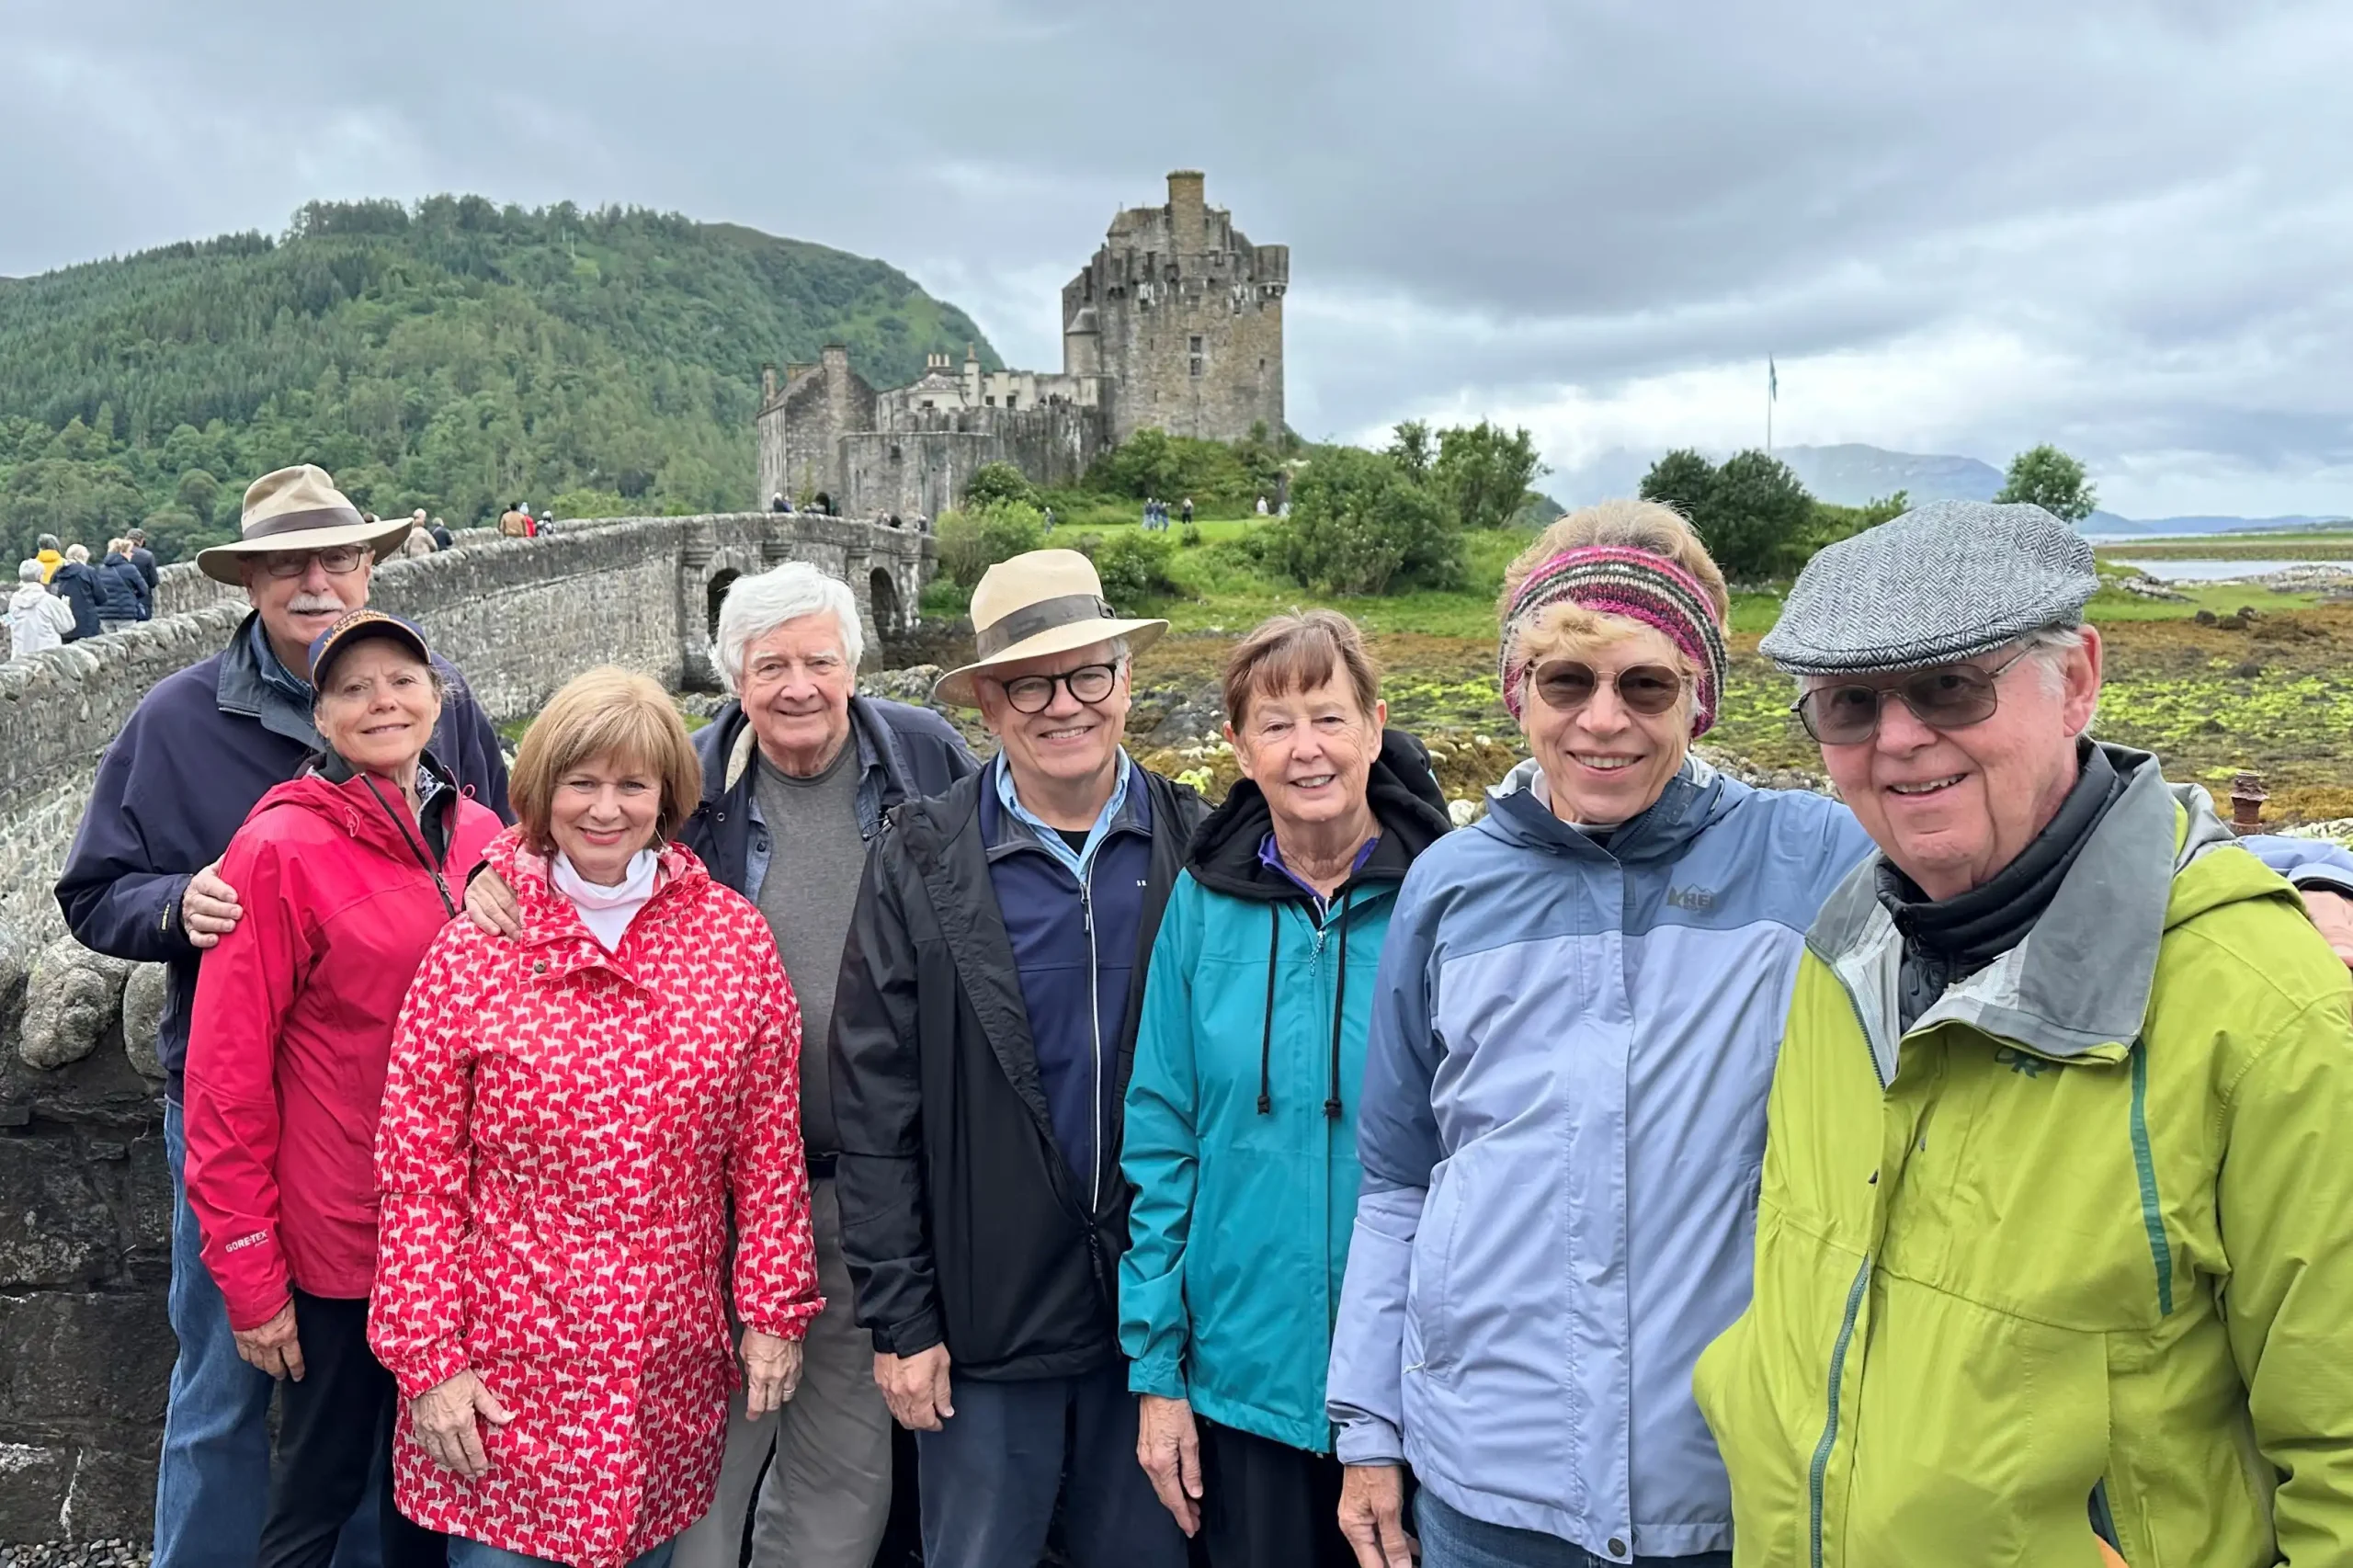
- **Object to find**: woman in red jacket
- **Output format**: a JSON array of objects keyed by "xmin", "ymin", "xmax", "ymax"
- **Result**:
[
  {"xmin": 184, "ymin": 609, "xmax": 504, "ymax": 1568},
  {"xmin": 369, "ymin": 666, "xmax": 820, "ymax": 1568}
]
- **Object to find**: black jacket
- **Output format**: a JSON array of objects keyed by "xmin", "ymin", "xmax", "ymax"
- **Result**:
[
  {"xmin": 681, "ymin": 695, "xmax": 976, "ymax": 892},
  {"xmin": 832, "ymin": 763, "xmax": 1208, "ymax": 1381},
  {"xmin": 49, "ymin": 562, "xmax": 104, "ymax": 640},
  {"xmin": 97, "ymin": 556, "xmax": 150, "ymax": 620}
]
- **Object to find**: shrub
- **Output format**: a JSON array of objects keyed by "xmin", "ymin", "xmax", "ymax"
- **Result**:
[
  {"xmin": 1082, "ymin": 428, "xmax": 1274, "ymax": 506},
  {"xmin": 1638, "ymin": 447, "xmax": 1816, "ymax": 581},
  {"xmin": 1077, "ymin": 529, "xmax": 1179, "ymax": 610},
  {"xmin": 936, "ymin": 501, "xmax": 1046, "ymax": 587},
  {"xmin": 1263, "ymin": 448, "xmax": 1464, "ymax": 596},
  {"xmin": 962, "ymin": 461, "xmax": 1036, "ymax": 511}
]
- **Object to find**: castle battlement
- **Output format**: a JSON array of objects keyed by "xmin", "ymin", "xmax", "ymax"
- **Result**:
[{"xmin": 760, "ymin": 171, "xmax": 1285, "ymax": 517}]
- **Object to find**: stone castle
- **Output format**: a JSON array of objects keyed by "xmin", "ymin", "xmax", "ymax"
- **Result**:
[{"xmin": 757, "ymin": 170, "xmax": 1288, "ymax": 517}]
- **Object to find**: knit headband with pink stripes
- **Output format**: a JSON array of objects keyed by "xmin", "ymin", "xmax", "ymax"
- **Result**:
[{"xmin": 1498, "ymin": 546, "xmax": 1728, "ymax": 735}]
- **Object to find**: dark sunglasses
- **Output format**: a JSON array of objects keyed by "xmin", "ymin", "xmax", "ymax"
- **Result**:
[
  {"xmin": 995, "ymin": 662, "xmax": 1120, "ymax": 714},
  {"xmin": 1792, "ymin": 647, "xmax": 2033, "ymax": 744},
  {"xmin": 1529, "ymin": 659, "xmax": 1687, "ymax": 717}
]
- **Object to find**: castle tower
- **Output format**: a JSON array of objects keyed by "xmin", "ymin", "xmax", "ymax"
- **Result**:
[{"xmin": 1062, "ymin": 170, "xmax": 1286, "ymax": 446}]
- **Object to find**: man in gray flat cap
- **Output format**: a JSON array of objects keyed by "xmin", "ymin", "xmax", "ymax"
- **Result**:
[{"xmin": 1694, "ymin": 499, "xmax": 2353, "ymax": 1567}]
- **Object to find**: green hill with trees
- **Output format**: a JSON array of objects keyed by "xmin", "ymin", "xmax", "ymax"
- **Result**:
[{"xmin": 0, "ymin": 196, "xmax": 1000, "ymax": 562}]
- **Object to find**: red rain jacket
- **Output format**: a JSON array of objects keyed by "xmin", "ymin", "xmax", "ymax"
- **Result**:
[{"xmin": 184, "ymin": 763, "xmax": 502, "ymax": 1330}]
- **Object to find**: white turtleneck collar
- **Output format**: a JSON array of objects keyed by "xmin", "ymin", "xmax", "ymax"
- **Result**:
[{"xmin": 550, "ymin": 847, "xmax": 661, "ymax": 951}]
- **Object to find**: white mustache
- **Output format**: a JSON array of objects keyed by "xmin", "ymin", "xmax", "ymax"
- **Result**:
[{"xmin": 286, "ymin": 593, "xmax": 345, "ymax": 614}]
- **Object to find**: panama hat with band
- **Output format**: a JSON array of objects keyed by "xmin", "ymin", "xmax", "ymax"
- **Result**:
[
  {"xmin": 305, "ymin": 608, "xmax": 433, "ymax": 688},
  {"xmin": 195, "ymin": 464, "xmax": 414, "ymax": 585},
  {"xmin": 932, "ymin": 549, "xmax": 1168, "ymax": 709}
]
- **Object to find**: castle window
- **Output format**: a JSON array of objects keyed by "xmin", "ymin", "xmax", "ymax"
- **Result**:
[
  {"xmin": 921, "ymin": 400, "xmax": 936, "ymax": 410},
  {"xmin": 985, "ymin": 396, "xmax": 996, "ymax": 407},
  {"xmin": 1006, "ymin": 393, "xmax": 1018, "ymax": 410},
  {"xmin": 1189, "ymin": 335, "xmax": 1205, "ymax": 379}
]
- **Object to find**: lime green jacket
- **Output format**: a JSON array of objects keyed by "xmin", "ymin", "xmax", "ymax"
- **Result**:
[{"xmin": 1695, "ymin": 752, "xmax": 2353, "ymax": 1568}]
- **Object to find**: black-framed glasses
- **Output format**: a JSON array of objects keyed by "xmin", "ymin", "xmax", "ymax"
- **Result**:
[
  {"xmin": 995, "ymin": 662, "xmax": 1121, "ymax": 714},
  {"xmin": 260, "ymin": 546, "xmax": 368, "ymax": 579},
  {"xmin": 1792, "ymin": 647, "xmax": 2034, "ymax": 744},
  {"xmin": 1529, "ymin": 659, "xmax": 1687, "ymax": 716}
]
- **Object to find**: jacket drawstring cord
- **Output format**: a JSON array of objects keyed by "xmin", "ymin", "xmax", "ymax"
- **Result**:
[
  {"xmin": 1257, "ymin": 905, "xmax": 1279, "ymax": 1115},
  {"xmin": 1326, "ymin": 887, "xmax": 1352, "ymax": 1119},
  {"xmin": 360, "ymin": 775, "xmax": 457, "ymax": 919}
]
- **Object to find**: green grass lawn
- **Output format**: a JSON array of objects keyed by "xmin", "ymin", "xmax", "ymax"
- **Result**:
[{"xmin": 2097, "ymin": 535, "xmax": 2353, "ymax": 560}]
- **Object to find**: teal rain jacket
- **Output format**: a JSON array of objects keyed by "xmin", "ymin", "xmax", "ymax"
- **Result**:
[{"xmin": 1120, "ymin": 732, "xmax": 1453, "ymax": 1452}]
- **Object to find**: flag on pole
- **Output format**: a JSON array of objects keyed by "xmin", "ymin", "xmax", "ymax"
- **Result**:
[{"xmin": 1769, "ymin": 357, "xmax": 1779, "ymax": 401}]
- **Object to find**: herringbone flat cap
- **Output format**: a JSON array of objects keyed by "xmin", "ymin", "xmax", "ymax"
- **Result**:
[{"xmin": 1759, "ymin": 498, "xmax": 2097, "ymax": 675}]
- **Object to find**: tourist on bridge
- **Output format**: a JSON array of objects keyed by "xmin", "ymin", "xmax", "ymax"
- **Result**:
[
  {"xmin": 98, "ymin": 536, "xmax": 153, "ymax": 629},
  {"xmin": 50, "ymin": 542, "xmax": 107, "ymax": 642},
  {"xmin": 372, "ymin": 668, "xmax": 821, "ymax": 1568},
  {"xmin": 1697, "ymin": 502, "xmax": 2353, "ymax": 1567},
  {"xmin": 428, "ymin": 517, "xmax": 453, "ymax": 551},
  {"xmin": 1324, "ymin": 500, "xmax": 2353, "ymax": 1568},
  {"xmin": 1121, "ymin": 610, "xmax": 1451, "ymax": 1568},
  {"xmin": 33, "ymin": 531, "xmax": 64, "ymax": 581},
  {"xmin": 182, "ymin": 611, "xmax": 501, "ymax": 1568},
  {"xmin": 497, "ymin": 501, "xmax": 532, "ymax": 538},
  {"xmin": 53, "ymin": 463, "xmax": 507, "ymax": 1568},
  {"xmin": 465, "ymin": 561, "xmax": 975, "ymax": 1568},
  {"xmin": 397, "ymin": 510, "xmax": 437, "ymax": 558},
  {"xmin": 128, "ymin": 526, "xmax": 161, "ymax": 592},
  {"xmin": 8, "ymin": 558, "xmax": 75, "ymax": 657},
  {"xmin": 831, "ymin": 549, "xmax": 1202, "ymax": 1568}
]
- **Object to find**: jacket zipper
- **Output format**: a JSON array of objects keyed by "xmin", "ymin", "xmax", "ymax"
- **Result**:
[
  {"xmin": 1081, "ymin": 858, "xmax": 1103, "ymax": 1213},
  {"xmin": 2127, "ymin": 1043, "xmax": 2175, "ymax": 1317},
  {"xmin": 1809, "ymin": 1253, "xmax": 1871, "ymax": 1568}
]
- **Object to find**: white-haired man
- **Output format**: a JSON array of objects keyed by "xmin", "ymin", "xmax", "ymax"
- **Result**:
[{"xmin": 469, "ymin": 559, "xmax": 974, "ymax": 1568}]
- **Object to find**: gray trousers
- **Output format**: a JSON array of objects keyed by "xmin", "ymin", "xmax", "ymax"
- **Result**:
[{"xmin": 673, "ymin": 1179, "xmax": 894, "ymax": 1568}]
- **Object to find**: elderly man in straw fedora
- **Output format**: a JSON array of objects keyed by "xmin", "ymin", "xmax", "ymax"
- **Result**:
[
  {"xmin": 831, "ymin": 549, "xmax": 1204, "ymax": 1568},
  {"xmin": 54, "ymin": 464, "xmax": 510, "ymax": 1568}
]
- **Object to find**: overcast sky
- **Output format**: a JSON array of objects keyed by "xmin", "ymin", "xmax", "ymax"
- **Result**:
[{"xmin": 8, "ymin": 0, "xmax": 2351, "ymax": 517}]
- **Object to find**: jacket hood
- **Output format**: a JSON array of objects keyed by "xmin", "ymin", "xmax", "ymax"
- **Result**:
[
  {"xmin": 9, "ymin": 584, "xmax": 48, "ymax": 609},
  {"xmin": 1478, "ymin": 752, "xmax": 1744, "ymax": 868},
  {"xmin": 1806, "ymin": 742, "xmax": 2299, "ymax": 1080},
  {"xmin": 246, "ymin": 750, "xmax": 464, "ymax": 860},
  {"xmin": 1188, "ymin": 729, "xmax": 1454, "ymax": 902}
]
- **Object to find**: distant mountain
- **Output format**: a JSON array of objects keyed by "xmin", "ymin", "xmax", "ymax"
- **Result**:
[
  {"xmin": 1548, "ymin": 442, "xmax": 2342, "ymax": 538},
  {"xmin": 0, "ymin": 196, "xmax": 1000, "ymax": 561}
]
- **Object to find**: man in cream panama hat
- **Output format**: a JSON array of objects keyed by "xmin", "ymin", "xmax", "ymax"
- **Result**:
[
  {"xmin": 56, "ymin": 463, "xmax": 507, "ymax": 1568},
  {"xmin": 833, "ymin": 549, "xmax": 1201, "ymax": 1568}
]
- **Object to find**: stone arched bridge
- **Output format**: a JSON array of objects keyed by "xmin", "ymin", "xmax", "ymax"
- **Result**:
[{"xmin": 0, "ymin": 510, "xmax": 930, "ymax": 1546}]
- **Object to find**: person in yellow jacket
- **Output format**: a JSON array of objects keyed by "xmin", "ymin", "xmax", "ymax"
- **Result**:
[
  {"xmin": 33, "ymin": 533, "xmax": 64, "ymax": 582},
  {"xmin": 1696, "ymin": 500, "xmax": 2353, "ymax": 1568}
]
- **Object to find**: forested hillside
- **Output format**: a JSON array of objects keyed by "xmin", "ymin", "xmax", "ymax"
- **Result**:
[{"xmin": 0, "ymin": 197, "xmax": 1000, "ymax": 562}]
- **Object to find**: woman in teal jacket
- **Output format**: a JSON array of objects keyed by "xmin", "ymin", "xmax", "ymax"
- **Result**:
[{"xmin": 1121, "ymin": 609, "xmax": 1453, "ymax": 1568}]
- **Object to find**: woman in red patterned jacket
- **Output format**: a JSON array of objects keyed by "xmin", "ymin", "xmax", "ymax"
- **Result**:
[{"xmin": 369, "ymin": 666, "xmax": 821, "ymax": 1568}]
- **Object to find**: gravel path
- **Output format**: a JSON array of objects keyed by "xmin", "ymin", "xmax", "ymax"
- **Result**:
[{"xmin": 0, "ymin": 1544, "xmax": 150, "ymax": 1568}]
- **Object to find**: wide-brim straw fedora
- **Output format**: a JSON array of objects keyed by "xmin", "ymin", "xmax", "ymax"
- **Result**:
[
  {"xmin": 195, "ymin": 464, "xmax": 414, "ymax": 585},
  {"xmin": 933, "ymin": 549, "xmax": 1168, "ymax": 709}
]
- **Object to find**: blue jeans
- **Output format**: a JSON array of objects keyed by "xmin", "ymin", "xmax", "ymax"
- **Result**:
[
  {"xmin": 446, "ymin": 1538, "xmax": 674, "ymax": 1568},
  {"xmin": 156, "ymin": 1098, "xmax": 382, "ymax": 1568},
  {"xmin": 914, "ymin": 1360, "xmax": 1188, "ymax": 1568},
  {"xmin": 1415, "ymin": 1492, "xmax": 1732, "ymax": 1568}
]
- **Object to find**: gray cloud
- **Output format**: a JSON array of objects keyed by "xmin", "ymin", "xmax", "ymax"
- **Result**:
[{"xmin": 6, "ymin": 0, "xmax": 2351, "ymax": 514}]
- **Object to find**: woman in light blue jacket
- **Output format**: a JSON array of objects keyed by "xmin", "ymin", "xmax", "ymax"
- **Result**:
[
  {"xmin": 1121, "ymin": 610, "xmax": 1453, "ymax": 1568},
  {"xmin": 1325, "ymin": 501, "xmax": 2353, "ymax": 1568}
]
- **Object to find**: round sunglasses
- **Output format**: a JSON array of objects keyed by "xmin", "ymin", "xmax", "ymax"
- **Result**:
[
  {"xmin": 1791, "ymin": 647, "xmax": 2033, "ymax": 744},
  {"xmin": 1529, "ymin": 659, "xmax": 1687, "ymax": 716}
]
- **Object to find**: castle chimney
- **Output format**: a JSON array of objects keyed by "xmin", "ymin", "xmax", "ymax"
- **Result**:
[
  {"xmin": 821, "ymin": 344, "xmax": 849, "ymax": 373},
  {"xmin": 761, "ymin": 364, "xmax": 778, "ymax": 400},
  {"xmin": 1167, "ymin": 169, "xmax": 1206, "ymax": 254}
]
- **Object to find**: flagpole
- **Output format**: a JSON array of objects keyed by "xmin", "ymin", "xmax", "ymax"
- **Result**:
[{"xmin": 1767, "ymin": 356, "xmax": 1777, "ymax": 455}]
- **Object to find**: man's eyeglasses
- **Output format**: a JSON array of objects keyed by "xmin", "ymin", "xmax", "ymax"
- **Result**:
[
  {"xmin": 259, "ymin": 546, "xmax": 368, "ymax": 579},
  {"xmin": 1529, "ymin": 659, "xmax": 1687, "ymax": 716},
  {"xmin": 1791, "ymin": 647, "xmax": 2033, "ymax": 745},
  {"xmin": 995, "ymin": 662, "xmax": 1120, "ymax": 714}
]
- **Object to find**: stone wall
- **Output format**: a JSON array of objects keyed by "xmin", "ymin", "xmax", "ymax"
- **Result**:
[
  {"xmin": 835, "ymin": 403, "xmax": 1106, "ymax": 521},
  {"xmin": 0, "ymin": 510, "xmax": 930, "ymax": 1546}
]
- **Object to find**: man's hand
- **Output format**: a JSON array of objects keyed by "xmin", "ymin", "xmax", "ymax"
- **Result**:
[
  {"xmin": 1339, "ymin": 1462, "xmax": 1415, "ymax": 1568},
  {"xmin": 743, "ymin": 1329, "xmax": 803, "ymax": 1417},
  {"xmin": 180, "ymin": 860, "xmax": 243, "ymax": 949},
  {"xmin": 230, "ymin": 1299, "xmax": 304, "ymax": 1381},
  {"xmin": 874, "ymin": 1344, "xmax": 954, "ymax": 1431},
  {"xmin": 2303, "ymin": 889, "xmax": 2353, "ymax": 971},
  {"xmin": 411, "ymin": 1369, "xmax": 514, "ymax": 1480},
  {"xmin": 1136, "ymin": 1392, "xmax": 1202, "ymax": 1536},
  {"xmin": 463, "ymin": 868, "xmax": 523, "ymax": 939}
]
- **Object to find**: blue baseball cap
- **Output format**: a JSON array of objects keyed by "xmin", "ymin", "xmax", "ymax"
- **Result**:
[{"xmin": 305, "ymin": 609, "xmax": 432, "ymax": 687}]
